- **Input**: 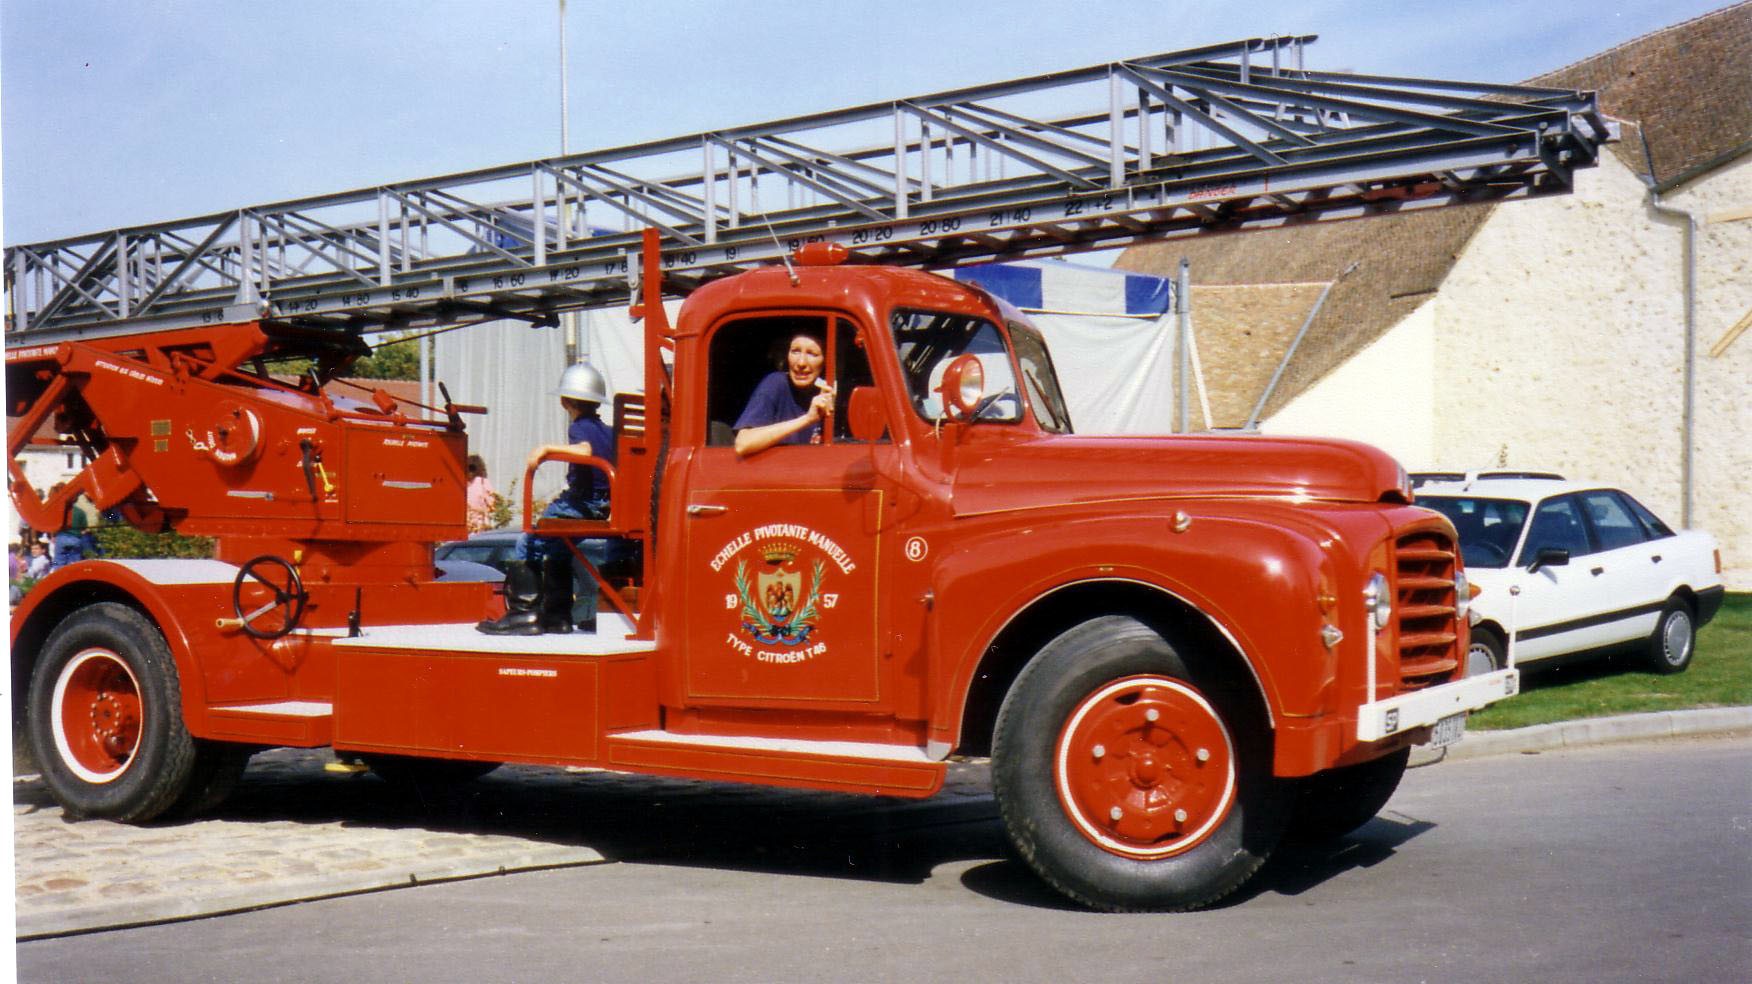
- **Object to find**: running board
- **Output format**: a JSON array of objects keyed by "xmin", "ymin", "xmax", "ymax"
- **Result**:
[
  {"xmin": 208, "ymin": 700, "xmax": 334, "ymax": 745},
  {"xmin": 605, "ymin": 730, "xmax": 947, "ymax": 798}
]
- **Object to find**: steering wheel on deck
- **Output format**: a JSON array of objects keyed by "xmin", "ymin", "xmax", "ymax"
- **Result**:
[{"xmin": 231, "ymin": 555, "xmax": 309, "ymax": 640}]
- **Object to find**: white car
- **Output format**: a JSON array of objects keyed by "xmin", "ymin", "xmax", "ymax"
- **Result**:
[{"xmin": 1414, "ymin": 476, "xmax": 1725, "ymax": 675}]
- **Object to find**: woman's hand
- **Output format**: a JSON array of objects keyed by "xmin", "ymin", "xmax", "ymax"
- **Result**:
[{"xmin": 806, "ymin": 380, "xmax": 836, "ymax": 422}]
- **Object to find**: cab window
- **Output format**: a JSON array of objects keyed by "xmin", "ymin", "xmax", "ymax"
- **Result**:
[{"xmin": 704, "ymin": 314, "xmax": 879, "ymax": 447}]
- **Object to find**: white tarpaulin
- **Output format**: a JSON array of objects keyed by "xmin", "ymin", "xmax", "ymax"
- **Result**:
[
  {"xmin": 953, "ymin": 260, "xmax": 1180, "ymax": 435},
  {"xmin": 434, "ymin": 261, "xmax": 1180, "ymax": 498}
]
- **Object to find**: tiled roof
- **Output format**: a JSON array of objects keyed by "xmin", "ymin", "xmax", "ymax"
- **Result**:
[{"xmin": 1115, "ymin": 3, "xmax": 1751, "ymax": 420}]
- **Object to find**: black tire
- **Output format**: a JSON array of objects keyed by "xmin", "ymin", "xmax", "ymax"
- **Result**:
[
  {"xmin": 1285, "ymin": 747, "xmax": 1411, "ymax": 844},
  {"xmin": 26, "ymin": 603, "xmax": 198, "ymax": 822},
  {"xmin": 1466, "ymin": 626, "xmax": 1505, "ymax": 677},
  {"xmin": 167, "ymin": 742, "xmax": 255, "ymax": 818},
  {"xmin": 991, "ymin": 615, "xmax": 1288, "ymax": 911},
  {"xmin": 1645, "ymin": 598, "xmax": 1696, "ymax": 675}
]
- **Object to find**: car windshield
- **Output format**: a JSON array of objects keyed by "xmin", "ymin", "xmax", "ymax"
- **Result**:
[
  {"xmin": 890, "ymin": 308, "xmax": 1033, "ymax": 425},
  {"xmin": 1418, "ymin": 496, "xmax": 1531, "ymax": 569}
]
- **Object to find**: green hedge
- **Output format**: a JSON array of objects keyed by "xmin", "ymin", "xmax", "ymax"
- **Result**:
[{"xmin": 90, "ymin": 526, "xmax": 215, "ymax": 559}]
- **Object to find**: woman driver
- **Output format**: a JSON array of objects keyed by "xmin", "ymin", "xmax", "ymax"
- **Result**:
[{"xmin": 732, "ymin": 332, "xmax": 836, "ymax": 456}]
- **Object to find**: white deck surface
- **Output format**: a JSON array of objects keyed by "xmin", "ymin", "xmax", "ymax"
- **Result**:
[{"xmin": 332, "ymin": 613, "xmax": 654, "ymax": 655}]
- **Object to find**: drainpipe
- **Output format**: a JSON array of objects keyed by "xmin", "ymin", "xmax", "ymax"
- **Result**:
[{"xmin": 1643, "ymin": 133, "xmax": 1696, "ymax": 527}]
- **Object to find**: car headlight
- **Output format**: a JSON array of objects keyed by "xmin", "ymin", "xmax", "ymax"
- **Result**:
[
  {"xmin": 1454, "ymin": 568, "xmax": 1470, "ymax": 619},
  {"xmin": 1363, "ymin": 572, "xmax": 1392, "ymax": 632}
]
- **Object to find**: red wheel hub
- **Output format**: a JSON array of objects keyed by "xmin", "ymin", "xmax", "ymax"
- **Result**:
[
  {"xmin": 52, "ymin": 649, "xmax": 143, "ymax": 784},
  {"xmin": 1054, "ymin": 675, "xmax": 1236, "ymax": 858}
]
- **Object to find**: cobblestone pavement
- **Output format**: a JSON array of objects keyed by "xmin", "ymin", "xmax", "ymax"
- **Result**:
[{"xmin": 13, "ymin": 750, "xmax": 999, "ymax": 938}]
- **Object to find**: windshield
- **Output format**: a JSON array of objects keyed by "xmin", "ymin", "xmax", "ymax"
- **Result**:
[
  {"xmin": 890, "ymin": 309, "xmax": 1025, "ymax": 424},
  {"xmin": 1418, "ymin": 496, "xmax": 1531, "ymax": 569}
]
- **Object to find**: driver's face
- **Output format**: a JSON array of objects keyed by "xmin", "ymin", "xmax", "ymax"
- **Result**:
[{"xmin": 787, "ymin": 336, "xmax": 824, "ymax": 388}]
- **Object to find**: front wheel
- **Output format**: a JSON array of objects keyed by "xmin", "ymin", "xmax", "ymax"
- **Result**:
[
  {"xmin": 27, "ymin": 603, "xmax": 198, "ymax": 822},
  {"xmin": 1645, "ymin": 598, "xmax": 1695, "ymax": 675},
  {"xmin": 992, "ymin": 615, "xmax": 1287, "ymax": 911}
]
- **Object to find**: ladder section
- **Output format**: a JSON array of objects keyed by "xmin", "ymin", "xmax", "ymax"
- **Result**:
[{"xmin": 4, "ymin": 35, "xmax": 1610, "ymax": 345}]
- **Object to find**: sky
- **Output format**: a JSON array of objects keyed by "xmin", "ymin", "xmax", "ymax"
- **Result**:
[{"xmin": 0, "ymin": 0, "xmax": 1735, "ymax": 246}]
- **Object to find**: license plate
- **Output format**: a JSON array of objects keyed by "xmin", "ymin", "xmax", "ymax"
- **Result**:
[{"xmin": 1429, "ymin": 712, "xmax": 1467, "ymax": 748}]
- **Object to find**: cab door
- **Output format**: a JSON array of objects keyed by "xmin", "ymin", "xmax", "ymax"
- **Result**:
[{"xmin": 681, "ymin": 313, "xmax": 896, "ymax": 707}]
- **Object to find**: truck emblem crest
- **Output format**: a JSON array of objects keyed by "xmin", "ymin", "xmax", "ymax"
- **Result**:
[{"xmin": 734, "ymin": 541, "xmax": 825, "ymax": 646}]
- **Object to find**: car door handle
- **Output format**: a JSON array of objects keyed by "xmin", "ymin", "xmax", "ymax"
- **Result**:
[
  {"xmin": 687, "ymin": 504, "xmax": 728, "ymax": 517},
  {"xmin": 1651, "ymin": 554, "xmax": 1662, "ymax": 563},
  {"xmin": 1590, "ymin": 566, "xmax": 1605, "ymax": 576}
]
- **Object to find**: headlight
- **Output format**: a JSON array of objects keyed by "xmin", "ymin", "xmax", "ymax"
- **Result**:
[
  {"xmin": 1454, "ymin": 568, "xmax": 1470, "ymax": 619},
  {"xmin": 1363, "ymin": 572, "xmax": 1392, "ymax": 632}
]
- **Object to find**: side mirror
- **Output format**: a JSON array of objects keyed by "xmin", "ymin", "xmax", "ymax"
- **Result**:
[
  {"xmin": 1527, "ymin": 547, "xmax": 1570, "ymax": 574},
  {"xmin": 936, "ymin": 354, "xmax": 985, "ymax": 421},
  {"xmin": 847, "ymin": 386, "xmax": 887, "ymax": 443}
]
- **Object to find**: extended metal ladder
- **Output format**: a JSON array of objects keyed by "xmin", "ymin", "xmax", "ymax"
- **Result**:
[{"xmin": 4, "ymin": 34, "xmax": 1611, "ymax": 345}]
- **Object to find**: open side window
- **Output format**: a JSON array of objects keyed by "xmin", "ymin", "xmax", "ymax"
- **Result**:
[{"xmin": 704, "ymin": 314, "xmax": 881, "ymax": 448}]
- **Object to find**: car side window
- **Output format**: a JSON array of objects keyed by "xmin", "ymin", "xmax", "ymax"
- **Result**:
[
  {"xmin": 1518, "ymin": 495, "xmax": 1595, "ymax": 563},
  {"xmin": 1619, "ymin": 492, "xmax": 1675, "ymax": 540},
  {"xmin": 1579, "ymin": 490, "xmax": 1647, "ymax": 552}
]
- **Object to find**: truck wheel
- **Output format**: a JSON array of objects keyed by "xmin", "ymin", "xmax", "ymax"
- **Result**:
[
  {"xmin": 27, "ymin": 603, "xmax": 198, "ymax": 822},
  {"xmin": 992, "ymin": 615, "xmax": 1287, "ymax": 911},
  {"xmin": 1645, "ymin": 598, "xmax": 1695, "ymax": 675},
  {"xmin": 1285, "ymin": 747, "xmax": 1411, "ymax": 844}
]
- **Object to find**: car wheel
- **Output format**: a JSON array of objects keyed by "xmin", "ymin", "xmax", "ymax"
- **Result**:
[
  {"xmin": 1285, "ymin": 747, "xmax": 1411, "ymax": 844},
  {"xmin": 27, "ymin": 603, "xmax": 198, "ymax": 822},
  {"xmin": 1645, "ymin": 598, "xmax": 1695, "ymax": 675},
  {"xmin": 991, "ymin": 615, "xmax": 1288, "ymax": 911},
  {"xmin": 1466, "ymin": 626, "xmax": 1505, "ymax": 676}
]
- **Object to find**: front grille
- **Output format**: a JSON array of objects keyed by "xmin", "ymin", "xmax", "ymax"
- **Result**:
[{"xmin": 1393, "ymin": 531, "xmax": 1460, "ymax": 690}]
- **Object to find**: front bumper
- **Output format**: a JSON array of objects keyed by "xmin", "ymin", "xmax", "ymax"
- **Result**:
[{"xmin": 1356, "ymin": 668, "xmax": 1520, "ymax": 742}]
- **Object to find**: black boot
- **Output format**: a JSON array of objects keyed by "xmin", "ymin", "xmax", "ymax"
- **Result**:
[
  {"xmin": 539, "ymin": 550, "xmax": 576, "ymax": 634},
  {"xmin": 476, "ymin": 561, "xmax": 542, "ymax": 635}
]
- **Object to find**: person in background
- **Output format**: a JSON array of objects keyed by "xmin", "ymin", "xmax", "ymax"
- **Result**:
[
  {"xmin": 464, "ymin": 454, "xmax": 497, "ymax": 533},
  {"xmin": 476, "ymin": 362, "xmax": 616, "ymax": 636},
  {"xmin": 27, "ymin": 541, "xmax": 52, "ymax": 579}
]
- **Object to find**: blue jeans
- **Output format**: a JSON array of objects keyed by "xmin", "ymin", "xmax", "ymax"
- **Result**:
[{"xmin": 515, "ymin": 494, "xmax": 611, "ymax": 620}]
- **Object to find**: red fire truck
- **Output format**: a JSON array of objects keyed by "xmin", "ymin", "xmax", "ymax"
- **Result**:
[
  {"xmin": 8, "ymin": 229, "xmax": 1517, "ymax": 910},
  {"xmin": 7, "ymin": 35, "xmax": 1615, "ymax": 909}
]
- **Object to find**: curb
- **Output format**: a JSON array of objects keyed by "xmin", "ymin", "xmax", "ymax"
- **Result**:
[{"xmin": 1413, "ymin": 705, "xmax": 1752, "ymax": 765}]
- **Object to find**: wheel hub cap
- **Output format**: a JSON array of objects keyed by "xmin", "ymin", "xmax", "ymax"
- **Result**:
[
  {"xmin": 52, "ymin": 649, "xmax": 143, "ymax": 784},
  {"xmin": 1055, "ymin": 675, "xmax": 1237, "ymax": 859}
]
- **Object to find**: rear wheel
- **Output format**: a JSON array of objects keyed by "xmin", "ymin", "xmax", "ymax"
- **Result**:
[
  {"xmin": 992, "ymin": 615, "xmax": 1287, "ymax": 911},
  {"xmin": 1645, "ymin": 598, "xmax": 1695, "ymax": 675},
  {"xmin": 1286, "ymin": 747, "xmax": 1411, "ymax": 843},
  {"xmin": 27, "ymin": 603, "xmax": 197, "ymax": 822}
]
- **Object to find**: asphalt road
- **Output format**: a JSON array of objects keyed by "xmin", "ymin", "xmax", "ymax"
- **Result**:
[{"xmin": 18, "ymin": 735, "xmax": 1751, "ymax": 984}]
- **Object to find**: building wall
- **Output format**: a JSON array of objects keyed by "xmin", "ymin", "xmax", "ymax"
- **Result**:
[
  {"xmin": 1430, "ymin": 151, "xmax": 1749, "ymax": 588},
  {"xmin": 1258, "ymin": 150, "xmax": 1749, "ymax": 588},
  {"xmin": 1259, "ymin": 300, "xmax": 1437, "ymax": 467},
  {"xmin": 1668, "ymin": 152, "xmax": 1752, "ymax": 589}
]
